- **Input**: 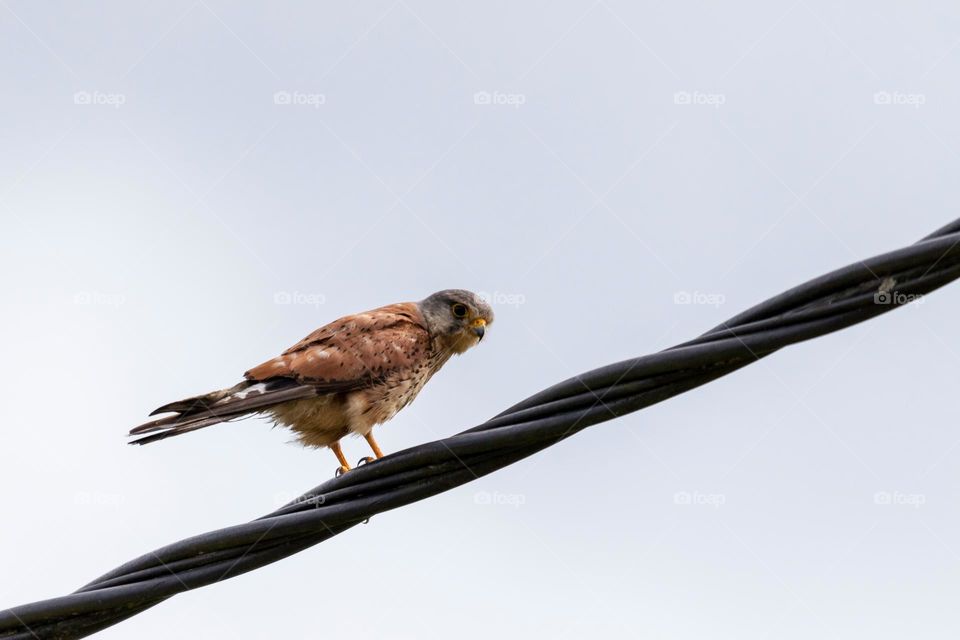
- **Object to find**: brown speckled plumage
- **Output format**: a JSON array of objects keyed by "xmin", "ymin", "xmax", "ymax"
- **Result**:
[{"xmin": 129, "ymin": 290, "xmax": 493, "ymax": 471}]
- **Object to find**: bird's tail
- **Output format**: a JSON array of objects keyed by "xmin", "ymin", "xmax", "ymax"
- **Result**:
[{"xmin": 128, "ymin": 378, "xmax": 316, "ymax": 445}]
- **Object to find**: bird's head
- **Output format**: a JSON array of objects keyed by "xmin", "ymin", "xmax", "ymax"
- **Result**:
[{"xmin": 418, "ymin": 289, "xmax": 495, "ymax": 354}]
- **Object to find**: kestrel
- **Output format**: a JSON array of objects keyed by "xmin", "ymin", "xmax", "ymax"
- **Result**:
[{"xmin": 129, "ymin": 289, "xmax": 493, "ymax": 473}]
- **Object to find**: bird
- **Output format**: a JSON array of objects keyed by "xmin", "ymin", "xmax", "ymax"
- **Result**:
[{"xmin": 129, "ymin": 289, "xmax": 493, "ymax": 473}]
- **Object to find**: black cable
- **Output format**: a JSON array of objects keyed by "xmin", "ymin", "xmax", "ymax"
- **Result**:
[{"xmin": 3, "ymin": 219, "xmax": 960, "ymax": 640}]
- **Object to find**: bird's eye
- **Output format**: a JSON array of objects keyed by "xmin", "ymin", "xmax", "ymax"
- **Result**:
[{"xmin": 451, "ymin": 303, "xmax": 468, "ymax": 318}]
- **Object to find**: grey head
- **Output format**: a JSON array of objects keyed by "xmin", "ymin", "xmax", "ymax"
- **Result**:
[{"xmin": 417, "ymin": 289, "xmax": 495, "ymax": 354}]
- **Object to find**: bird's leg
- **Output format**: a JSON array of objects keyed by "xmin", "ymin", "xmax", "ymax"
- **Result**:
[
  {"xmin": 364, "ymin": 432, "xmax": 385, "ymax": 459},
  {"xmin": 330, "ymin": 441, "xmax": 351, "ymax": 476}
]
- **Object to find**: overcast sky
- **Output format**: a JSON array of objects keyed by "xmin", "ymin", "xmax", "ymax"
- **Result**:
[{"xmin": 3, "ymin": 2, "xmax": 960, "ymax": 638}]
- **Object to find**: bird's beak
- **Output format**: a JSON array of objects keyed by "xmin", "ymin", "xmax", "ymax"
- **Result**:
[{"xmin": 471, "ymin": 318, "xmax": 487, "ymax": 341}]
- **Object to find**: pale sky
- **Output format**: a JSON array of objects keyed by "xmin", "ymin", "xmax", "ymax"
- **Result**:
[{"xmin": 2, "ymin": 2, "xmax": 960, "ymax": 638}]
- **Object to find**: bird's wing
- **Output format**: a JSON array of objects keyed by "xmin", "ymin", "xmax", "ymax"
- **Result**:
[
  {"xmin": 244, "ymin": 302, "xmax": 431, "ymax": 390},
  {"xmin": 129, "ymin": 303, "xmax": 430, "ymax": 445},
  {"xmin": 129, "ymin": 377, "xmax": 317, "ymax": 442}
]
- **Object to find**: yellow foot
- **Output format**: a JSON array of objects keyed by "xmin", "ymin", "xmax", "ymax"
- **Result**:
[
  {"xmin": 364, "ymin": 432, "xmax": 385, "ymax": 459},
  {"xmin": 330, "ymin": 441, "xmax": 351, "ymax": 477}
]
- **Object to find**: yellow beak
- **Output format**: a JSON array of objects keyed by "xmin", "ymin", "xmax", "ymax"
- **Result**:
[{"xmin": 470, "ymin": 318, "xmax": 486, "ymax": 340}]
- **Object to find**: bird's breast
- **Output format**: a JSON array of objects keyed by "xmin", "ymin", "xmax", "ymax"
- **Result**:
[{"xmin": 345, "ymin": 362, "xmax": 441, "ymax": 434}]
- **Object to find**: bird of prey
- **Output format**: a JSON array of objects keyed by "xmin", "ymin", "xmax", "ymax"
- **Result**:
[{"xmin": 129, "ymin": 289, "xmax": 493, "ymax": 473}]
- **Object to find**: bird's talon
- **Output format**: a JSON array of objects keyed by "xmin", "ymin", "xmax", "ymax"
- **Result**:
[
  {"xmin": 357, "ymin": 456, "xmax": 375, "ymax": 466},
  {"xmin": 335, "ymin": 465, "xmax": 349, "ymax": 477}
]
